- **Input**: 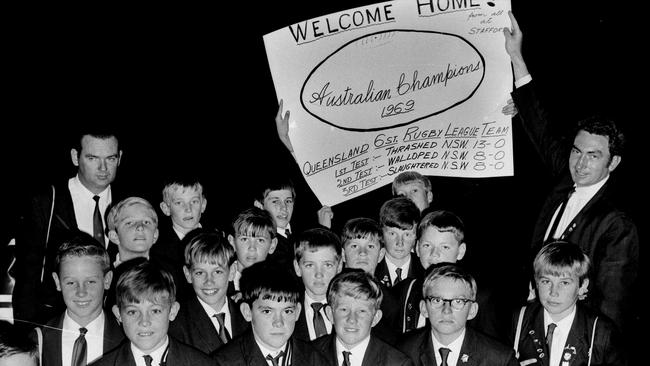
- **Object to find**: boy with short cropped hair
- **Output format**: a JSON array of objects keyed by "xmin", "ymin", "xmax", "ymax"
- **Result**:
[
  {"xmin": 340, "ymin": 217, "xmax": 399, "ymax": 344},
  {"xmin": 292, "ymin": 228, "xmax": 343, "ymax": 341},
  {"xmin": 375, "ymin": 197, "xmax": 424, "ymax": 288},
  {"xmin": 106, "ymin": 196, "xmax": 160, "ymax": 266},
  {"xmin": 253, "ymin": 178, "xmax": 296, "ymax": 268},
  {"xmin": 169, "ymin": 229, "xmax": 249, "ymax": 354},
  {"xmin": 392, "ymin": 171, "xmax": 433, "ymax": 214},
  {"xmin": 38, "ymin": 232, "xmax": 124, "ymax": 366},
  {"xmin": 212, "ymin": 261, "xmax": 328, "ymax": 365},
  {"xmin": 93, "ymin": 260, "xmax": 212, "ymax": 365},
  {"xmin": 397, "ymin": 263, "xmax": 518, "ymax": 366},
  {"xmin": 312, "ymin": 270, "xmax": 413, "ymax": 366},
  {"xmin": 511, "ymin": 241, "xmax": 626, "ymax": 366},
  {"xmin": 227, "ymin": 207, "xmax": 278, "ymax": 295},
  {"xmin": 151, "ymin": 176, "xmax": 208, "ymax": 294}
]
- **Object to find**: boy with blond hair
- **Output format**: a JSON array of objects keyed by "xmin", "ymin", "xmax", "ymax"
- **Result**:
[{"xmin": 169, "ymin": 229, "xmax": 249, "ymax": 354}]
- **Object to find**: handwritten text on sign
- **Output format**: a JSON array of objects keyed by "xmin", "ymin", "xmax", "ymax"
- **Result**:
[{"xmin": 264, "ymin": 0, "xmax": 513, "ymax": 205}]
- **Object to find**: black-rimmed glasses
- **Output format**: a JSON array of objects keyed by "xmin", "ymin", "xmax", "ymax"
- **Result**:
[{"xmin": 424, "ymin": 296, "xmax": 475, "ymax": 311}]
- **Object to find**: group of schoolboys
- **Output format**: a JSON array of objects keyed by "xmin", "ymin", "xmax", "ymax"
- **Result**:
[{"xmin": 20, "ymin": 171, "xmax": 625, "ymax": 366}]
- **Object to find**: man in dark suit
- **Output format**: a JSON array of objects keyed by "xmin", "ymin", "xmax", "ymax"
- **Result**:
[
  {"xmin": 13, "ymin": 130, "xmax": 123, "ymax": 327},
  {"xmin": 504, "ymin": 12, "xmax": 639, "ymax": 334}
]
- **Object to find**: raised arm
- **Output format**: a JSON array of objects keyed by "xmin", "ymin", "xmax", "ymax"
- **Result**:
[
  {"xmin": 275, "ymin": 99, "xmax": 296, "ymax": 161},
  {"xmin": 503, "ymin": 11, "xmax": 529, "ymax": 81}
]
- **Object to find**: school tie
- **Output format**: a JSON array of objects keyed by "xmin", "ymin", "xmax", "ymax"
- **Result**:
[
  {"xmin": 143, "ymin": 354, "xmax": 153, "ymax": 366},
  {"xmin": 546, "ymin": 188, "xmax": 574, "ymax": 242},
  {"xmin": 213, "ymin": 313, "xmax": 231, "ymax": 343},
  {"xmin": 311, "ymin": 302, "xmax": 328, "ymax": 338},
  {"xmin": 92, "ymin": 195, "xmax": 105, "ymax": 245},
  {"xmin": 342, "ymin": 350, "xmax": 351, "ymax": 366},
  {"xmin": 394, "ymin": 267, "xmax": 403, "ymax": 285},
  {"xmin": 546, "ymin": 323, "xmax": 557, "ymax": 350},
  {"xmin": 285, "ymin": 228, "xmax": 292, "ymax": 241},
  {"xmin": 71, "ymin": 327, "xmax": 88, "ymax": 366},
  {"xmin": 439, "ymin": 347, "xmax": 451, "ymax": 366},
  {"xmin": 266, "ymin": 351, "xmax": 285, "ymax": 366}
]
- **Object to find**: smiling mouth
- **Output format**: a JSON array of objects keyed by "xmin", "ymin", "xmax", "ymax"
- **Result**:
[
  {"xmin": 202, "ymin": 289, "xmax": 219, "ymax": 296},
  {"xmin": 138, "ymin": 331, "xmax": 154, "ymax": 337},
  {"xmin": 74, "ymin": 300, "xmax": 91, "ymax": 307}
]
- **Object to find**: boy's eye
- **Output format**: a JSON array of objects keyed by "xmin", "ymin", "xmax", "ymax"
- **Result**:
[
  {"xmin": 152, "ymin": 308, "xmax": 163, "ymax": 314},
  {"xmin": 193, "ymin": 271, "xmax": 204, "ymax": 276},
  {"xmin": 126, "ymin": 310, "xmax": 137, "ymax": 316}
]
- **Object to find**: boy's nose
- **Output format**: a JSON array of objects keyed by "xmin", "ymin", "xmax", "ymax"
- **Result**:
[{"xmin": 272, "ymin": 314, "xmax": 284, "ymax": 327}]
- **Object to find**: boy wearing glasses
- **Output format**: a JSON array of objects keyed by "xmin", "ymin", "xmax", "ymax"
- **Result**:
[{"xmin": 397, "ymin": 263, "xmax": 518, "ymax": 366}]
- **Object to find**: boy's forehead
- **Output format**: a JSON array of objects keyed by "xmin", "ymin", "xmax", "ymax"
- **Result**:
[
  {"xmin": 539, "ymin": 270, "xmax": 579, "ymax": 280},
  {"xmin": 424, "ymin": 277, "xmax": 471, "ymax": 297},
  {"xmin": 253, "ymin": 297, "xmax": 297, "ymax": 308},
  {"xmin": 264, "ymin": 189, "xmax": 293, "ymax": 200},
  {"xmin": 302, "ymin": 246, "xmax": 338, "ymax": 259},
  {"xmin": 332, "ymin": 293, "xmax": 375, "ymax": 309},
  {"xmin": 60, "ymin": 255, "xmax": 105, "ymax": 273},
  {"xmin": 170, "ymin": 185, "xmax": 202, "ymax": 197},
  {"xmin": 120, "ymin": 203, "xmax": 155, "ymax": 219},
  {"xmin": 345, "ymin": 236, "xmax": 379, "ymax": 246},
  {"xmin": 123, "ymin": 294, "xmax": 172, "ymax": 307}
]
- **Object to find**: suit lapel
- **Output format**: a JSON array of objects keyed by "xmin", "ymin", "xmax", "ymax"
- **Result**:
[
  {"xmin": 375, "ymin": 260, "xmax": 391, "ymax": 287},
  {"xmin": 229, "ymin": 298, "xmax": 249, "ymax": 338},
  {"xmin": 115, "ymin": 342, "xmax": 137, "ymax": 366},
  {"xmin": 360, "ymin": 336, "xmax": 383, "ymax": 366},
  {"xmin": 187, "ymin": 296, "xmax": 223, "ymax": 350},
  {"xmin": 103, "ymin": 311, "xmax": 125, "ymax": 354},
  {"xmin": 293, "ymin": 299, "xmax": 310, "ymax": 341},
  {"xmin": 560, "ymin": 182, "xmax": 608, "ymax": 240},
  {"xmin": 419, "ymin": 330, "xmax": 438, "ymax": 366},
  {"xmin": 42, "ymin": 315, "xmax": 65, "ymax": 366},
  {"xmin": 561, "ymin": 307, "xmax": 589, "ymax": 366}
]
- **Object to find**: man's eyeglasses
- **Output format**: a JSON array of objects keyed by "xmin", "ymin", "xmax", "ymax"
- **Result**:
[{"xmin": 424, "ymin": 296, "xmax": 475, "ymax": 311}]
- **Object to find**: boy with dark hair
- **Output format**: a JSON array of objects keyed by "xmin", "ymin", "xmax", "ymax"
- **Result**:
[
  {"xmin": 93, "ymin": 260, "xmax": 212, "ymax": 365},
  {"xmin": 397, "ymin": 263, "xmax": 518, "ymax": 366},
  {"xmin": 292, "ymin": 228, "xmax": 343, "ymax": 341},
  {"xmin": 375, "ymin": 197, "xmax": 423, "ymax": 288},
  {"xmin": 511, "ymin": 241, "xmax": 626, "ymax": 365},
  {"xmin": 227, "ymin": 207, "xmax": 278, "ymax": 296},
  {"xmin": 212, "ymin": 261, "xmax": 328, "ymax": 365},
  {"xmin": 169, "ymin": 229, "xmax": 249, "ymax": 354},
  {"xmin": 38, "ymin": 232, "xmax": 123, "ymax": 366},
  {"xmin": 253, "ymin": 178, "xmax": 296, "ymax": 269},
  {"xmin": 312, "ymin": 270, "xmax": 413, "ymax": 366}
]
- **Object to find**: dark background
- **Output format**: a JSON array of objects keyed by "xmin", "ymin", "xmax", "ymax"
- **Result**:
[{"xmin": 2, "ymin": 0, "xmax": 644, "ymax": 360}]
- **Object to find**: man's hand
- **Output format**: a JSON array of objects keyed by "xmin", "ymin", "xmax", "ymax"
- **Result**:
[
  {"xmin": 317, "ymin": 205, "xmax": 334, "ymax": 229},
  {"xmin": 502, "ymin": 98, "xmax": 518, "ymax": 116},
  {"xmin": 503, "ymin": 11, "xmax": 529, "ymax": 80},
  {"xmin": 275, "ymin": 99, "xmax": 296, "ymax": 159}
]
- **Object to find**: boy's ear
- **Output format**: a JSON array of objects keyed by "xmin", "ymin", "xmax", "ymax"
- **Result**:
[
  {"xmin": 324, "ymin": 304, "xmax": 333, "ymax": 323},
  {"xmin": 467, "ymin": 301, "xmax": 479, "ymax": 321},
  {"xmin": 240, "ymin": 302, "xmax": 252, "ymax": 322},
  {"xmin": 419, "ymin": 299, "xmax": 429, "ymax": 319},
  {"xmin": 371, "ymin": 308, "xmax": 383, "ymax": 328},
  {"xmin": 336, "ymin": 259, "xmax": 343, "ymax": 274},
  {"xmin": 159, "ymin": 202, "xmax": 171, "ymax": 216},
  {"xmin": 253, "ymin": 200, "xmax": 264, "ymax": 210},
  {"xmin": 108, "ymin": 230, "xmax": 120, "ymax": 245},
  {"xmin": 200, "ymin": 197, "xmax": 207, "ymax": 213},
  {"xmin": 426, "ymin": 190, "xmax": 433, "ymax": 205},
  {"xmin": 294, "ymin": 302, "xmax": 302, "ymax": 320},
  {"xmin": 52, "ymin": 272, "xmax": 61, "ymax": 292},
  {"xmin": 457, "ymin": 242, "xmax": 467, "ymax": 261},
  {"xmin": 228, "ymin": 234, "xmax": 235, "ymax": 247},
  {"xmin": 168, "ymin": 301, "xmax": 180, "ymax": 321},
  {"xmin": 578, "ymin": 278, "xmax": 590, "ymax": 300},
  {"xmin": 71, "ymin": 149, "xmax": 79, "ymax": 166},
  {"xmin": 293, "ymin": 259, "xmax": 302, "ymax": 277},
  {"xmin": 268, "ymin": 237, "xmax": 278, "ymax": 254},
  {"xmin": 183, "ymin": 266, "xmax": 192, "ymax": 284},
  {"xmin": 104, "ymin": 270, "xmax": 113, "ymax": 290},
  {"xmin": 415, "ymin": 240, "xmax": 421, "ymax": 258},
  {"xmin": 228, "ymin": 262, "xmax": 237, "ymax": 282},
  {"xmin": 112, "ymin": 305, "xmax": 121, "ymax": 323},
  {"xmin": 377, "ymin": 247, "xmax": 386, "ymax": 263},
  {"xmin": 152, "ymin": 228, "xmax": 159, "ymax": 244}
]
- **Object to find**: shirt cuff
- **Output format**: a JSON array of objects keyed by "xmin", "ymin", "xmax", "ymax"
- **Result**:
[{"xmin": 514, "ymin": 74, "xmax": 532, "ymax": 89}]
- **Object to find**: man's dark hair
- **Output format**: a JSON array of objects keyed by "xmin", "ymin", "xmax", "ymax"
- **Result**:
[{"xmin": 576, "ymin": 116, "xmax": 625, "ymax": 158}]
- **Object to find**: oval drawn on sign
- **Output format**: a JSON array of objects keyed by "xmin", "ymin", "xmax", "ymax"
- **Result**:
[{"xmin": 301, "ymin": 29, "xmax": 485, "ymax": 132}]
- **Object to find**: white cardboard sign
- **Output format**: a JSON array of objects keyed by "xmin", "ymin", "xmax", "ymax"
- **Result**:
[{"xmin": 264, "ymin": 0, "xmax": 513, "ymax": 206}]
